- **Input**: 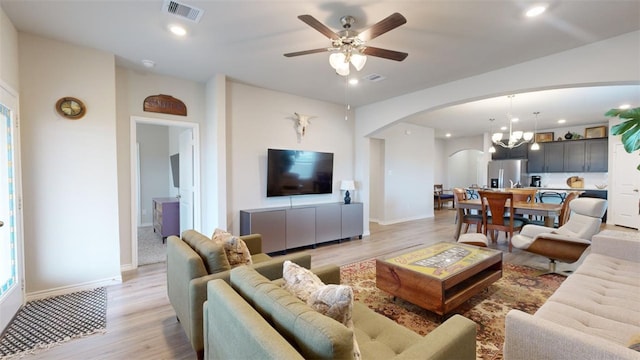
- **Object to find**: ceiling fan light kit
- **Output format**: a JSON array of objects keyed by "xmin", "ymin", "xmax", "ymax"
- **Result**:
[{"xmin": 284, "ymin": 13, "xmax": 408, "ymax": 76}]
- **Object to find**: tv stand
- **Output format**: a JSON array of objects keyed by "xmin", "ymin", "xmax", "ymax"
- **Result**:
[{"xmin": 240, "ymin": 202, "xmax": 363, "ymax": 253}]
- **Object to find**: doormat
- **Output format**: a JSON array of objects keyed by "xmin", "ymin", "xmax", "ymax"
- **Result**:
[{"xmin": 0, "ymin": 287, "xmax": 107, "ymax": 359}]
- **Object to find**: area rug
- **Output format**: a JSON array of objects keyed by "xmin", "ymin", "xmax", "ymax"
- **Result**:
[
  {"xmin": 340, "ymin": 259, "xmax": 564, "ymax": 360},
  {"xmin": 138, "ymin": 225, "xmax": 166, "ymax": 266},
  {"xmin": 0, "ymin": 287, "xmax": 107, "ymax": 359}
]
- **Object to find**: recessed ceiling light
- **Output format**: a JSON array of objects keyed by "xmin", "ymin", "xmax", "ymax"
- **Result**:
[
  {"xmin": 557, "ymin": 119, "xmax": 566, "ymax": 124},
  {"xmin": 500, "ymin": 126, "xmax": 507, "ymax": 131},
  {"xmin": 445, "ymin": 133, "xmax": 451, "ymax": 137},
  {"xmin": 141, "ymin": 59, "xmax": 156, "ymax": 68},
  {"xmin": 348, "ymin": 78, "xmax": 359, "ymax": 85},
  {"xmin": 511, "ymin": 117, "xmax": 519, "ymax": 122},
  {"xmin": 619, "ymin": 104, "xmax": 631, "ymax": 109},
  {"xmin": 169, "ymin": 24, "xmax": 187, "ymax": 36},
  {"xmin": 525, "ymin": 5, "xmax": 547, "ymax": 17}
]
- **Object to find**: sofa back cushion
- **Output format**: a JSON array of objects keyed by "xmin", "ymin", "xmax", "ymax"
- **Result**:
[
  {"xmin": 231, "ymin": 266, "xmax": 354, "ymax": 360},
  {"xmin": 182, "ymin": 230, "xmax": 230, "ymax": 274}
]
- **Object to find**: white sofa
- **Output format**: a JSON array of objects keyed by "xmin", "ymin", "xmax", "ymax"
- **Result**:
[{"xmin": 504, "ymin": 229, "xmax": 640, "ymax": 360}]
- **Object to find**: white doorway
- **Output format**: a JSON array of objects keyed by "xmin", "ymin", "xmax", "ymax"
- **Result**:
[
  {"xmin": 130, "ymin": 116, "xmax": 201, "ymax": 268},
  {"xmin": 0, "ymin": 82, "xmax": 24, "ymax": 332},
  {"xmin": 611, "ymin": 143, "xmax": 640, "ymax": 229}
]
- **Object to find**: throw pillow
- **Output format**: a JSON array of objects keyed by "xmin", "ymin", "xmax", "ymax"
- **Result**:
[
  {"xmin": 211, "ymin": 228, "xmax": 252, "ymax": 268},
  {"xmin": 629, "ymin": 333, "xmax": 640, "ymax": 352},
  {"xmin": 282, "ymin": 260, "xmax": 325, "ymax": 302},
  {"xmin": 282, "ymin": 261, "xmax": 361, "ymax": 360}
]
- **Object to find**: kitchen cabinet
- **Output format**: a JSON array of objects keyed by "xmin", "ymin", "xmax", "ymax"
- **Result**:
[
  {"xmin": 527, "ymin": 138, "xmax": 607, "ymax": 173},
  {"xmin": 491, "ymin": 144, "xmax": 528, "ymax": 160},
  {"xmin": 528, "ymin": 142, "xmax": 563, "ymax": 173}
]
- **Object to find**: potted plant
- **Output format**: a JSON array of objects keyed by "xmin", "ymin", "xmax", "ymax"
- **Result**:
[{"xmin": 606, "ymin": 107, "xmax": 640, "ymax": 170}]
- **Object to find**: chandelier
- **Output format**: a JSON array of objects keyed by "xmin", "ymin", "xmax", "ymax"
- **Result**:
[{"xmin": 490, "ymin": 95, "xmax": 534, "ymax": 149}]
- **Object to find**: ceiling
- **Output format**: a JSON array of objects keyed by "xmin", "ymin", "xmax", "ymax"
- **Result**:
[{"xmin": 1, "ymin": 0, "xmax": 639, "ymax": 138}]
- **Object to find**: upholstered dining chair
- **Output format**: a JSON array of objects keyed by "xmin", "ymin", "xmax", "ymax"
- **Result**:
[
  {"xmin": 511, "ymin": 197, "xmax": 608, "ymax": 275},
  {"xmin": 478, "ymin": 190, "xmax": 527, "ymax": 252},
  {"xmin": 434, "ymin": 184, "xmax": 454, "ymax": 210},
  {"xmin": 453, "ymin": 187, "xmax": 483, "ymax": 238}
]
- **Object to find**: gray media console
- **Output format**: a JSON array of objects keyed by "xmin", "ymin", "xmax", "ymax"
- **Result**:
[{"xmin": 240, "ymin": 202, "xmax": 363, "ymax": 253}]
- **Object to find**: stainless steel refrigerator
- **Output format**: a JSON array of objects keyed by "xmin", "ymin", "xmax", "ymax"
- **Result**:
[{"xmin": 487, "ymin": 160, "xmax": 528, "ymax": 188}]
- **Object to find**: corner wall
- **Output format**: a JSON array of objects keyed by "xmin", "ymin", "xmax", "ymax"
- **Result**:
[{"xmin": 18, "ymin": 33, "xmax": 120, "ymax": 296}]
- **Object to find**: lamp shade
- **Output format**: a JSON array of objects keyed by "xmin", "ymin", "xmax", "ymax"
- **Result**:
[
  {"xmin": 329, "ymin": 52, "xmax": 346, "ymax": 69},
  {"xmin": 350, "ymin": 53, "xmax": 367, "ymax": 71},
  {"xmin": 340, "ymin": 180, "xmax": 355, "ymax": 191}
]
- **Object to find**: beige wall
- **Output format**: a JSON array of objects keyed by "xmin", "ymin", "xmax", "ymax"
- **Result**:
[
  {"xmin": 115, "ymin": 67, "xmax": 205, "ymax": 269},
  {"xmin": 226, "ymin": 81, "xmax": 355, "ymax": 234},
  {"xmin": 0, "ymin": 7, "xmax": 18, "ymax": 91},
  {"xmin": 18, "ymin": 33, "xmax": 120, "ymax": 296}
]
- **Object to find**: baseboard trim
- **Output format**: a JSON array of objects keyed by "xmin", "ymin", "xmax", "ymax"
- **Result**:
[
  {"xmin": 377, "ymin": 214, "xmax": 432, "ymax": 226},
  {"xmin": 26, "ymin": 276, "xmax": 123, "ymax": 301},
  {"xmin": 121, "ymin": 263, "xmax": 136, "ymax": 272}
]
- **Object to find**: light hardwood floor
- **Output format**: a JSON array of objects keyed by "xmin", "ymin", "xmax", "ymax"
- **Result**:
[{"xmin": 19, "ymin": 208, "xmax": 630, "ymax": 359}]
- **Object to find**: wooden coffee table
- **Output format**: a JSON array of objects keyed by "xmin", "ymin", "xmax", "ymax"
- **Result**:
[{"xmin": 376, "ymin": 242, "xmax": 502, "ymax": 316}]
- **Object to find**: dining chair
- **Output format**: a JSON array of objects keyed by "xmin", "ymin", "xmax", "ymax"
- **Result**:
[
  {"xmin": 509, "ymin": 188, "xmax": 539, "ymax": 223},
  {"xmin": 452, "ymin": 187, "xmax": 483, "ymax": 238},
  {"xmin": 478, "ymin": 190, "xmax": 527, "ymax": 252},
  {"xmin": 434, "ymin": 184, "xmax": 454, "ymax": 210},
  {"xmin": 528, "ymin": 191, "xmax": 580, "ymax": 227}
]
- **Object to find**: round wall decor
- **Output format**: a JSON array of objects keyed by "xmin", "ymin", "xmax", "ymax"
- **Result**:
[{"xmin": 55, "ymin": 97, "xmax": 86, "ymax": 119}]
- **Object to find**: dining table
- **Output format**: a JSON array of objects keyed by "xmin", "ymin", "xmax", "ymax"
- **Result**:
[{"xmin": 454, "ymin": 199, "xmax": 563, "ymax": 239}]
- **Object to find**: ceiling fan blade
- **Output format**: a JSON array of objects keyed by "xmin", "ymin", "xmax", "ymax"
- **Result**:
[
  {"xmin": 362, "ymin": 46, "xmax": 408, "ymax": 61},
  {"xmin": 358, "ymin": 13, "xmax": 407, "ymax": 42},
  {"xmin": 284, "ymin": 48, "xmax": 330, "ymax": 57},
  {"xmin": 298, "ymin": 15, "xmax": 340, "ymax": 40}
]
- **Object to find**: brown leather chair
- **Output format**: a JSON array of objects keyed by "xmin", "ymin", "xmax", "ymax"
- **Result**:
[
  {"xmin": 528, "ymin": 191, "xmax": 580, "ymax": 227},
  {"xmin": 434, "ymin": 184, "xmax": 454, "ymax": 210},
  {"xmin": 453, "ymin": 187, "xmax": 483, "ymax": 238},
  {"xmin": 478, "ymin": 190, "xmax": 527, "ymax": 252}
]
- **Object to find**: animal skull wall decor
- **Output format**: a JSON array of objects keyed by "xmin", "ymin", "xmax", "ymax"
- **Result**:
[{"xmin": 293, "ymin": 112, "xmax": 315, "ymax": 142}]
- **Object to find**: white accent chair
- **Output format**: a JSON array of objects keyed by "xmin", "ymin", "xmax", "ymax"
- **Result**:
[{"xmin": 511, "ymin": 197, "xmax": 608, "ymax": 274}]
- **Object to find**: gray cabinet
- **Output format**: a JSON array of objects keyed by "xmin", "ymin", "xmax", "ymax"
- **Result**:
[
  {"xmin": 585, "ymin": 138, "xmax": 608, "ymax": 172},
  {"xmin": 564, "ymin": 141, "xmax": 586, "ymax": 172},
  {"xmin": 316, "ymin": 203, "xmax": 342, "ymax": 243},
  {"xmin": 527, "ymin": 138, "xmax": 607, "ymax": 173},
  {"xmin": 341, "ymin": 203, "xmax": 363, "ymax": 239},
  {"xmin": 240, "ymin": 209, "xmax": 286, "ymax": 253},
  {"xmin": 286, "ymin": 207, "xmax": 316, "ymax": 249},
  {"xmin": 491, "ymin": 144, "xmax": 528, "ymax": 160},
  {"xmin": 240, "ymin": 202, "xmax": 363, "ymax": 253}
]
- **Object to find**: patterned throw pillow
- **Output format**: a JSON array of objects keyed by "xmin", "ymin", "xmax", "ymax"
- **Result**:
[
  {"xmin": 629, "ymin": 333, "xmax": 640, "ymax": 352},
  {"xmin": 282, "ymin": 260, "xmax": 361, "ymax": 360},
  {"xmin": 211, "ymin": 228, "xmax": 252, "ymax": 268}
]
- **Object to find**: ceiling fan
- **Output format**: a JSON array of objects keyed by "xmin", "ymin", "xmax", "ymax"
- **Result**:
[{"xmin": 284, "ymin": 13, "xmax": 408, "ymax": 76}]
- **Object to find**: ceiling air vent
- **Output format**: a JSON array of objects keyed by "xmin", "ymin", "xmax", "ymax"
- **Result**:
[
  {"xmin": 162, "ymin": 0, "xmax": 204, "ymax": 23},
  {"xmin": 363, "ymin": 73, "xmax": 386, "ymax": 82}
]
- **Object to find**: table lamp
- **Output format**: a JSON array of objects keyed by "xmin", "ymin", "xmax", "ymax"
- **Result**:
[{"xmin": 340, "ymin": 180, "xmax": 355, "ymax": 204}]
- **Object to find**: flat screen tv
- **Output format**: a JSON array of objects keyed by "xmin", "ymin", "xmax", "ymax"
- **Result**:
[{"xmin": 267, "ymin": 148, "xmax": 334, "ymax": 197}]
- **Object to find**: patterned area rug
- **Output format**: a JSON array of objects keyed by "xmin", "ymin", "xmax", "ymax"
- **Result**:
[
  {"xmin": 0, "ymin": 287, "xmax": 107, "ymax": 359},
  {"xmin": 341, "ymin": 259, "xmax": 564, "ymax": 360}
]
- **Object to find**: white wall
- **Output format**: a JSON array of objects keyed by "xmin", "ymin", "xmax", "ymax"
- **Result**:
[
  {"xmin": 376, "ymin": 123, "xmax": 434, "ymax": 224},
  {"xmin": 368, "ymin": 139, "xmax": 384, "ymax": 222},
  {"xmin": 19, "ymin": 34, "xmax": 121, "ymax": 296},
  {"xmin": 136, "ymin": 124, "xmax": 170, "ymax": 225},
  {"xmin": 226, "ymin": 82, "xmax": 354, "ymax": 234}
]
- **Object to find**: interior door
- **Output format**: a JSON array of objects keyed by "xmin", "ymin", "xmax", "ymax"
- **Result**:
[
  {"xmin": 178, "ymin": 129, "xmax": 194, "ymax": 233},
  {"xmin": 0, "ymin": 85, "xmax": 23, "ymax": 332},
  {"xmin": 612, "ymin": 143, "xmax": 640, "ymax": 229}
]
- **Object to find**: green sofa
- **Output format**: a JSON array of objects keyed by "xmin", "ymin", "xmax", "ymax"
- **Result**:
[
  {"xmin": 204, "ymin": 265, "xmax": 477, "ymax": 360},
  {"xmin": 167, "ymin": 230, "xmax": 312, "ymax": 359}
]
